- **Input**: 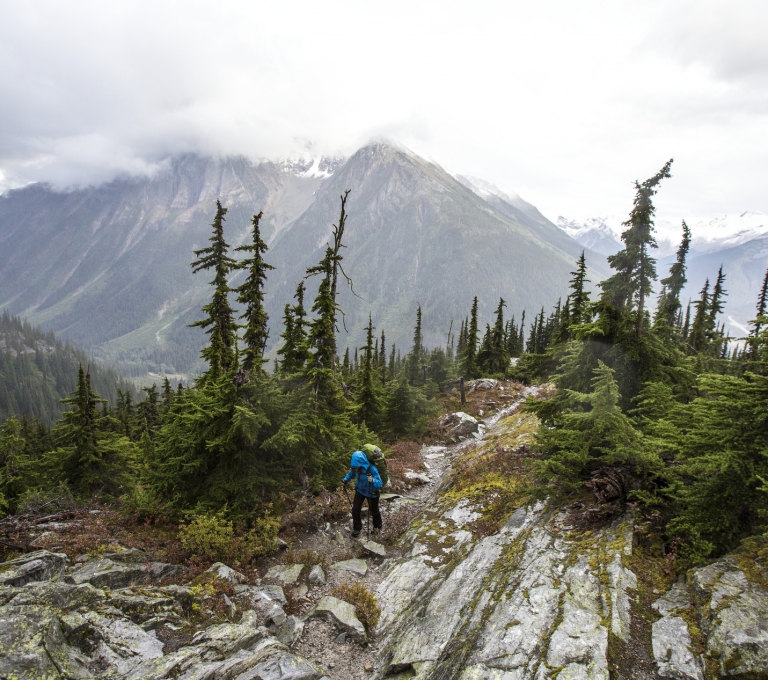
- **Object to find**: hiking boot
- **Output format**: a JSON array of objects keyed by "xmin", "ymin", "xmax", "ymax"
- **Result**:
[{"xmin": 351, "ymin": 530, "xmax": 361, "ymax": 538}]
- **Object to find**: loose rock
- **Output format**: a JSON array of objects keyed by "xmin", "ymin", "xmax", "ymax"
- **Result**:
[
  {"xmin": 306, "ymin": 595, "xmax": 366, "ymax": 641},
  {"xmin": 265, "ymin": 563, "xmax": 304, "ymax": 585},
  {"xmin": 308, "ymin": 565, "xmax": 326, "ymax": 586},
  {"xmin": 330, "ymin": 558, "xmax": 368, "ymax": 576}
]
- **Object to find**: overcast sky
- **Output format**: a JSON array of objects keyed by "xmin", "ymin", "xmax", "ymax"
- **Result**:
[{"xmin": 1, "ymin": 0, "xmax": 767, "ymax": 225}]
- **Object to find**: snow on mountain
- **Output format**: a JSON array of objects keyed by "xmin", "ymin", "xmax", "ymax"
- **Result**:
[
  {"xmin": 557, "ymin": 211, "xmax": 768, "ymax": 258},
  {"xmin": 555, "ymin": 216, "xmax": 623, "ymax": 256},
  {"xmin": 657, "ymin": 212, "xmax": 768, "ymax": 253},
  {"xmin": 277, "ymin": 156, "xmax": 346, "ymax": 179}
]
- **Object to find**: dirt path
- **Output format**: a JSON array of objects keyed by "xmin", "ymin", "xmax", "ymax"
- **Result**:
[{"xmin": 281, "ymin": 384, "xmax": 534, "ymax": 679}]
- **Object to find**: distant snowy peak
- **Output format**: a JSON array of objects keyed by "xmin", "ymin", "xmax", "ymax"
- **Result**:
[
  {"xmin": 556, "ymin": 216, "xmax": 623, "ymax": 256},
  {"xmin": 558, "ymin": 211, "xmax": 768, "ymax": 257},
  {"xmin": 657, "ymin": 212, "xmax": 768, "ymax": 252},
  {"xmin": 457, "ymin": 175, "xmax": 523, "ymax": 205},
  {"xmin": 277, "ymin": 155, "xmax": 346, "ymax": 179}
]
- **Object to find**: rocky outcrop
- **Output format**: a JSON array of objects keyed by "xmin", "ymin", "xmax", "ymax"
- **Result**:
[
  {"xmin": 376, "ymin": 501, "xmax": 637, "ymax": 679},
  {"xmin": 439, "ymin": 412, "xmax": 479, "ymax": 438},
  {"xmin": 0, "ymin": 551, "xmax": 329, "ymax": 679},
  {"xmin": 689, "ymin": 555, "xmax": 768, "ymax": 677}
]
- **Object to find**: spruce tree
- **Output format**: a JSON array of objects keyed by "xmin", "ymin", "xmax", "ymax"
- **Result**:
[
  {"xmin": 354, "ymin": 314, "xmax": 382, "ymax": 430},
  {"xmin": 750, "ymin": 267, "xmax": 768, "ymax": 358},
  {"xmin": 460, "ymin": 297, "xmax": 480, "ymax": 378},
  {"xmin": 655, "ymin": 221, "xmax": 691, "ymax": 329},
  {"xmin": 600, "ymin": 160, "xmax": 673, "ymax": 335},
  {"xmin": 191, "ymin": 200, "xmax": 239, "ymax": 381},
  {"xmin": 266, "ymin": 191, "xmax": 359, "ymax": 488},
  {"xmin": 407, "ymin": 305, "xmax": 424, "ymax": 385},
  {"xmin": 235, "ymin": 211, "xmax": 274, "ymax": 373},
  {"xmin": 569, "ymin": 252, "xmax": 591, "ymax": 326},
  {"xmin": 688, "ymin": 279, "xmax": 710, "ymax": 353},
  {"xmin": 47, "ymin": 365, "xmax": 135, "ymax": 496}
]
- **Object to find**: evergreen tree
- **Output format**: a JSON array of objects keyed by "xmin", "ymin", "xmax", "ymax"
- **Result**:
[
  {"xmin": 749, "ymin": 267, "xmax": 768, "ymax": 358},
  {"xmin": 277, "ymin": 281, "xmax": 310, "ymax": 374},
  {"xmin": 600, "ymin": 160, "xmax": 673, "ymax": 335},
  {"xmin": 460, "ymin": 297, "xmax": 480, "ymax": 378},
  {"xmin": 407, "ymin": 305, "xmax": 424, "ymax": 385},
  {"xmin": 353, "ymin": 314, "xmax": 381, "ymax": 430},
  {"xmin": 688, "ymin": 279, "xmax": 711, "ymax": 353},
  {"xmin": 266, "ymin": 191, "xmax": 359, "ymax": 489},
  {"xmin": 191, "ymin": 200, "xmax": 239, "ymax": 381},
  {"xmin": 235, "ymin": 211, "xmax": 274, "ymax": 373},
  {"xmin": 655, "ymin": 221, "xmax": 691, "ymax": 329},
  {"xmin": 47, "ymin": 365, "xmax": 136, "ymax": 497},
  {"xmin": 533, "ymin": 361, "xmax": 648, "ymax": 484},
  {"xmin": 569, "ymin": 252, "xmax": 591, "ymax": 326}
]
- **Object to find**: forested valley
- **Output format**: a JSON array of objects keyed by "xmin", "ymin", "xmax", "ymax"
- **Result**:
[{"xmin": 2, "ymin": 161, "xmax": 767, "ymax": 571}]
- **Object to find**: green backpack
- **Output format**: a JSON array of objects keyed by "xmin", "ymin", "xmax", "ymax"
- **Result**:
[{"xmin": 361, "ymin": 444, "xmax": 389, "ymax": 487}]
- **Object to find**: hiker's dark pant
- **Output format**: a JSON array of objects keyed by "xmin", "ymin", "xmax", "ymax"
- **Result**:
[{"xmin": 352, "ymin": 491, "xmax": 382, "ymax": 531}]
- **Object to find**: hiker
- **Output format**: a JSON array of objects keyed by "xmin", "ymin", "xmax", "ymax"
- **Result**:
[{"xmin": 342, "ymin": 446, "xmax": 384, "ymax": 537}]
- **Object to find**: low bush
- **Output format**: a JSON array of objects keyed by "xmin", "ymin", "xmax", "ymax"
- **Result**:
[{"xmin": 331, "ymin": 581, "xmax": 381, "ymax": 630}]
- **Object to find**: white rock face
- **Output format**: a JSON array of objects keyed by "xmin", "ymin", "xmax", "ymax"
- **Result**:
[
  {"xmin": 689, "ymin": 556, "xmax": 768, "ymax": 677},
  {"xmin": 376, "ymin": 502, "xmax": 638, "ymax": 679},
  {"xmin": 651, "ymin": 581, "xmax": 704, "ymax": 680}
]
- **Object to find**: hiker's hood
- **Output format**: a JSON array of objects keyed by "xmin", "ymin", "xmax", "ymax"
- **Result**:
[{"xmin": 351, "ymin": 450, "xmax": 370, "ymax": 470}]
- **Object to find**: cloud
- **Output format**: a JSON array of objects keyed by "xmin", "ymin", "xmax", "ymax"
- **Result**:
[{"xmin": 0, "ymin": 0, "xmax": 766, "ymax": 225}]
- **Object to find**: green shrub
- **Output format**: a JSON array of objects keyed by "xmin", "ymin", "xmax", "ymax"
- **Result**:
[
  {"xmin": 179, "ymin": 509, "xmax": 280, "ymax": 563},
  {"xmin": 179, "ymin": 514, "xmax": 235, "ymax": 561},
  {"xmin": 331, "ymin": 582, "xmax": 381, "ymax": 629}
]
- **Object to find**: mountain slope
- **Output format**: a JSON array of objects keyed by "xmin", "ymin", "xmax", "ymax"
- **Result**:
[
  {"xmin": 0, "ymin": 311, "xmax": 136, "ymax": 425},
  {"xmin": 0, "ymin": 145, "xmax": 606, "ymax": 377},
  {"xmin": 265, "ymin": 144, "xmax": 609, "ymax": 351}
]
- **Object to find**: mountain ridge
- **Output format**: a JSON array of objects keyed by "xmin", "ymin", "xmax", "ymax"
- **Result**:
[{"xmin": 0, "ymin": 144, "xmax": 608, "ymax": 378}]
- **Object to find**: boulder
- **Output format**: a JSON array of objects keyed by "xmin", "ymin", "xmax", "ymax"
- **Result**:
[
  {"xmin": 276, "ymin": 615, "xmax": 305, "ymax": 647},
  {"xmin": 260, "ymin": 584, "xmax": 288, "ymax": 606},
  {"xmin": 362, "ymin": 541, "xmax": 386, "ymax": 558},
  {"xmin": 66, "ymin": 554, "xmax": 179, "ymax": 590},
  {"xmin": 10, "ymin": 581, "xmax": 103, "ymax": 610},
  {"xmin": 265, "ymin": 563, "xmax": 304, "ymax": 585},
  {"xmin": 466, "ymin": 378, "xmax": 499, "ymax": 393},
  {"xmin": 308, "ymin": 565, "xmax": 326, "ymax": 586},
  {"xmin": 206, "ymin": 562, "xmax": 246, "ymax": 584},
  {"xmin": 0, "ymin": 549, "xmax": 68, "ymax": 586},
  {"xmin": 330, "ymin": 558, "xmax": 368, "ymax": 576},
  {"xmin": 0, "ymin": 603, "xmax": 92, "ymax": 679},
  {"xmin": 404, "ymin": 471, "xmax": 430, "ymax": 485},
  {"xmin": 438, "ymin": 411, "xmax": 478, "ymax": 437},
  {"xmin": 306, "ymin": 595, "xmax": 366, "ymax": 641}
]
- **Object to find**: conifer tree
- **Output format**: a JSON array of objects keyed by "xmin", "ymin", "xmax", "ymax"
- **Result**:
[
  {"xmin": 379, "ymin": 330, "xmax": 387, "ymax": 386},
  {"xmin": 407, "ymin": 305, "xmax": 424, "ymax": 385},
  {"xmin": 655, "ymin": 221, "xmax": 691, "ymax": 329},
  {"xmin": 137, "ymin": 384, "xmax": 160, "ymax": 437},
  {"xmin": 235, "ymin": 211, "xmax": 274, "ymax": 373},
  {"xmin": 569, "ymin": 252, "xmax": 591, "ymax": 326},
  {"xmin": 749, "ymin": 267, "xmax": 768, "ymax": 357},
  {"xmin": 688, "ymin": 279, "xmax": 710, "ymax": 353},
  {"xmin": 161, "ymin": 377, "xmax": 174, "ymax": 416},
  {"xmin": 47, "ymin": 365, "xmax": 135, "ymax": 496},
  {"xmin": 600, "ymin": 160, "xmax": 672, "ymax": 335},
  {"xmin": 266, "ymin": 192, "xmax": 359, "ymax": 488},
  {"xmin": 191, "ymin": 200, "xmax": 239, "ymax": 381},
  {"xmin": 708, "ymin": 266, "xmax": 727, "ymax": 353},
  {"xmin": 354, "ymin": 314, "xmax": 381, "ymax": 430},
  {"xmin": 460, "ymin": 297, "xmax": 480, "ymax": 378}
]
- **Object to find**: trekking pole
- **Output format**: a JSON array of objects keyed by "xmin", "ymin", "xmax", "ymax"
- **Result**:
[
  {"xmin": 367, "ymin": 504, "xmax": 371, "ymax": 540},
  {"xmin": 342, "ymin": 482, "xmax": 352, "ymax": 508}
]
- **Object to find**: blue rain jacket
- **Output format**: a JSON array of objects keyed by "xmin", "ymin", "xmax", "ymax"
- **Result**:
[{"xmin": 342, "ymin": 450, "xmax": 383, "ymax": 498}]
